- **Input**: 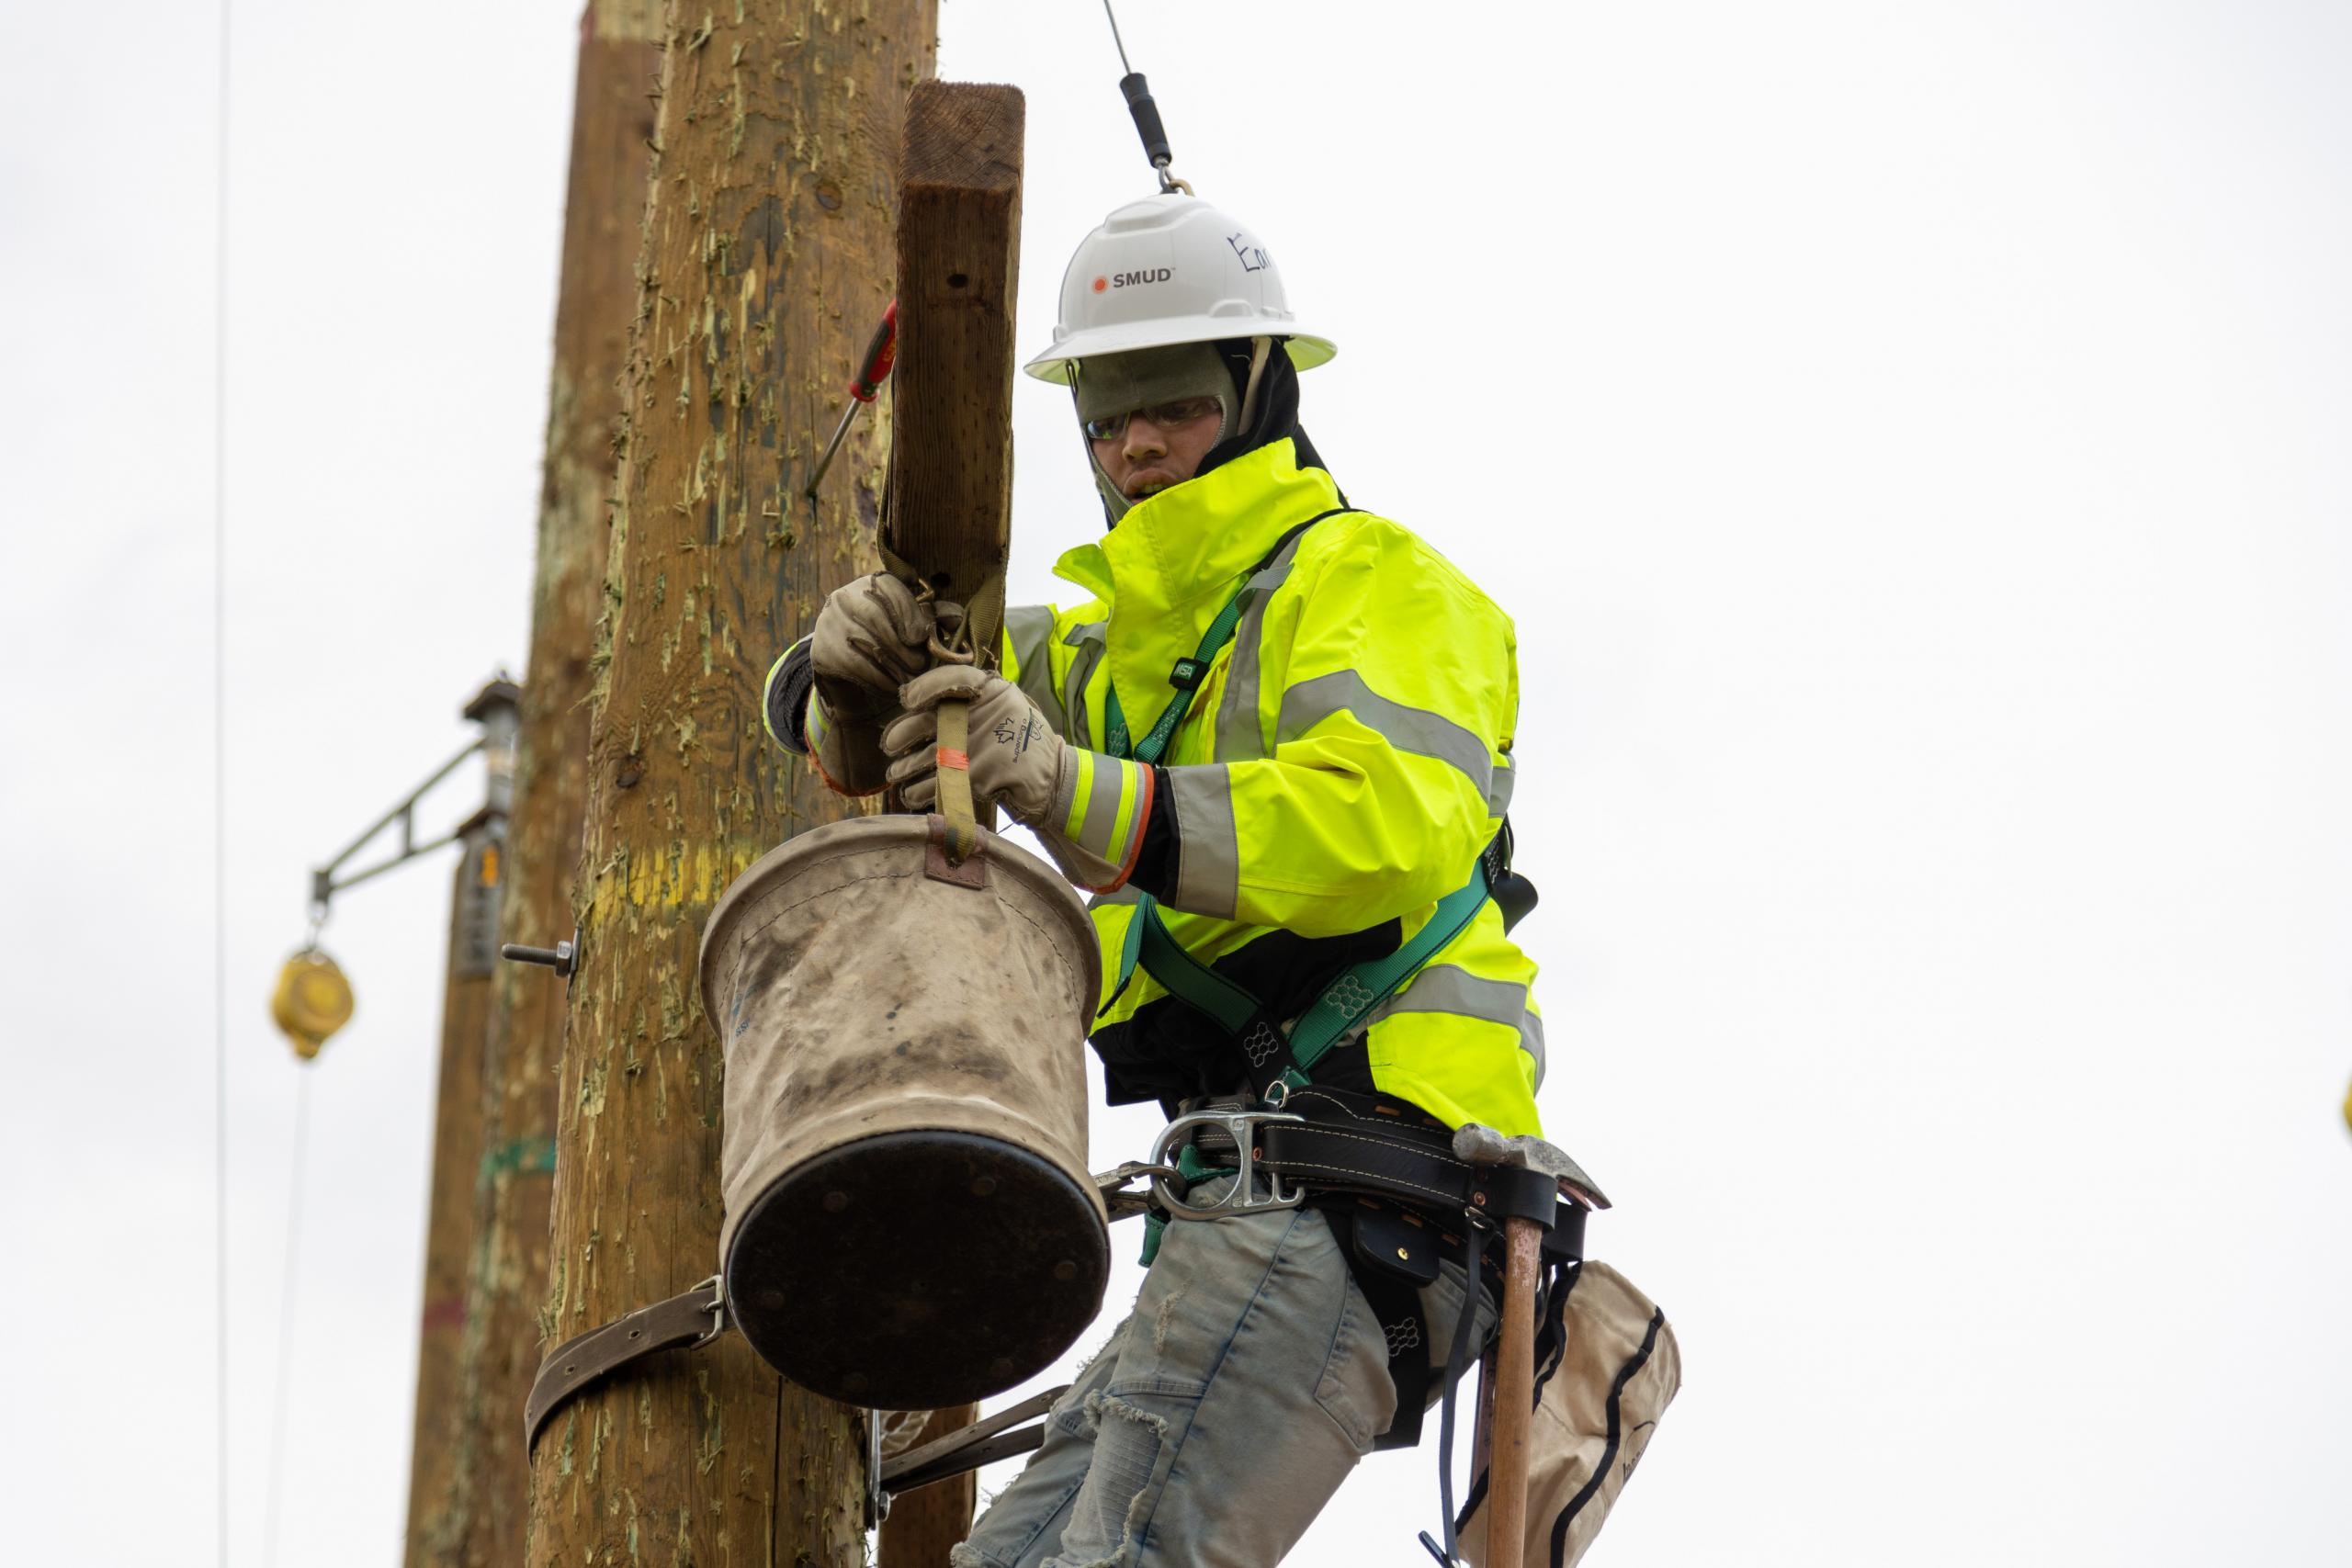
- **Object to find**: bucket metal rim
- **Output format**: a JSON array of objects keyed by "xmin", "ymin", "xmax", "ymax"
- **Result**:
[{"xmin": 696, "ymin": 815, "xmax": 1102, "ymax": 1026}]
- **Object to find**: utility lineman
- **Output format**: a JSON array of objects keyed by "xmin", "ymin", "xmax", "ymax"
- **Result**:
[{"xmin": 766, "ymin": 193, "xmax": 1546, "ymax": 1566}]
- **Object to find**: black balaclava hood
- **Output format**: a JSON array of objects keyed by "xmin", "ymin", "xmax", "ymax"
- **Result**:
[
  {"xmin": 1077, "ymin": 336, "xmax": 1335, "ymax": 528},
  {"xmin": 1199, "ymin": 336, "xmax": 1329, "ymax": 479}
]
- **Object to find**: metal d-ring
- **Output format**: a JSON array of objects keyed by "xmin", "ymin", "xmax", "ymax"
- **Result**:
[{"xmin": 1147, "ymin": 1109, "xmax": 1306, "ymax": 1220}]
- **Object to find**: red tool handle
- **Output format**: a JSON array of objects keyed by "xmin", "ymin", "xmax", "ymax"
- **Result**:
[{"xmin": 849, "ymin": 301, "xmax": 899, "ymax": 402}]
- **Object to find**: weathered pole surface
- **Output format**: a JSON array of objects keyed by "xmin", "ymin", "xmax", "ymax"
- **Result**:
[
  {"xmin": 401, "ymin": 682, "xmax": 519, "ymax": 1563},
  {"xmin": 876, "ymin": 1411, "xmax": 979, "ymax": 1567},
  {"xmin": 524, "ymin": 4, "xmax": 938, "ymax": 1563},
  {"xmin": 874, "ymin": 80, "xmax": 1025, "ymax": 1568},
  {"xmin": 412, "ymin": 7, "xmax": 664, "ymax": 1565}
]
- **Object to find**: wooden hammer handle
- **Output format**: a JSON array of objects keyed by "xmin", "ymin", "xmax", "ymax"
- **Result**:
[{"xmin": 1483, "ymin": 1215, "xmax": 1545, "ymax": 1568}]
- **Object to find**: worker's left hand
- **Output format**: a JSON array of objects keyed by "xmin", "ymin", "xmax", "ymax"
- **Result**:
[
  {"xmin": 810, "ymin": 573, "xmax": 936, "ymax": 722},
  {"xmin": 882, "ymin": 666, "xmax": 1062, "ymax": 824}
]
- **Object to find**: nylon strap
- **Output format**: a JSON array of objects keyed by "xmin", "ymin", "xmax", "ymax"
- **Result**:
[
  {"xmin": 1103, "ymin": 583, "xmax": 1252, "ymax": 763},
  {"xmin": 1112, "ymin": 847, "xmax": 1495, "ymax": 1092},
  {"xmin": 1136, "ymin": 1138, "xmax": 1226, "ymax": 1265},
  {"xmin": 933, "ymin": 697, "xmax": 980, "ymax": 863},
  {"xmin": 1101, "ymin": 510, "xmax": 1355, "ymax": 764},
  {"xmin": 1283, "ymin": 856, "xmax": 1492, "ymax": 1072},
  {"xmin": 1135, "ymin": 899, "xmax": 1257, "ymax": 1033}
]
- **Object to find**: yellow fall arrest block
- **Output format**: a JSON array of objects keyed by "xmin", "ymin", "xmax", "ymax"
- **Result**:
[{"xmin": 272, "ymin": 949, "xmax": 355, "ymax": 1060}]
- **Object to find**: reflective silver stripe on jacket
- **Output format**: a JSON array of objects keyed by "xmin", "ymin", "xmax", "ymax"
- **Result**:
[
  {"xmin": 1165, "ymin": 763, "xmax": 1240, "ymax": 920},
  {"xmin": 1212, "ymin": 534, "xmax": 1315, "ymax": 762},
  {"xmin": 1487, "ymin": 753, "xmax": 1515, "ymax": 817},
  {"xmin": 1076, "ymin": 754, "xmax": 1132, "ymax": 855},
  {"xmin": 1060, "ymin": 620, "xmax": 1107, "ymax": 749},
  {"xmin": 1516, "ymin": 1005, "xmax": 1546, "ymax": 1089},
  {"xmin": 1006, "ymin": 604, "xmax": 1063, "ymax": 728},
  {"xmin": 1366, "ymin": 962, "xmax": 1546, "ymax": 1087},
  {"xmin": 1275, "ymin": 671, "xmax": 1498, "ymax": 805}
]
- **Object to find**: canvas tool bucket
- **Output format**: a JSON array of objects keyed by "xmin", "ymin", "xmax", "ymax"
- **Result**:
[
  {"xmin": 698, "ymin": 814, "xmax": 1109, "ymax": 1409},
  {"xmin": 1456, "ymin": 1260, "xmax": 1680, "ymax": 1568}
]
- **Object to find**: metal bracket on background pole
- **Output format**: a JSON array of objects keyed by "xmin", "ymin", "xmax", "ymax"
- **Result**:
[{"xmin": 306, "ymin": 676, "xmax": 523, "ymax": 916}]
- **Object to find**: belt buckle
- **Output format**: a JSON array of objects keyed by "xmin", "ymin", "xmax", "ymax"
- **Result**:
[{"xmin": 1148, "ymin": 1108, "xmax": 1306, "ymax": 1220}]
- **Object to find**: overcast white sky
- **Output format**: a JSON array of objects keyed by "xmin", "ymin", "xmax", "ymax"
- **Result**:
[{"xmin": 4, "ymin": 1, "xmax": 2348, "ymax": 1563}]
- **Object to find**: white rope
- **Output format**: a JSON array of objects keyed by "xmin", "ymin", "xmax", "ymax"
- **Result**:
[{"xmin": 261, "ymin": 1070, "xmax": 315, "ymax": 1568}]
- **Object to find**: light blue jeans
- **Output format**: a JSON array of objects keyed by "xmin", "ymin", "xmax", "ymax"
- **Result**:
[{"xmin": 951, "ymin": 1179, "xmax": 1490, "ymax": 1568}]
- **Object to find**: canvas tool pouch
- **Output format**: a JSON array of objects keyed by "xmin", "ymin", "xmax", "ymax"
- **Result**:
[
  {"xmin": 1453, "ymin": 1261, "xmax": 1680, "ymax": 1568},
  {"xmin": 697, "ymin": 813, "xmax": 1110, "ymax": 1410}
]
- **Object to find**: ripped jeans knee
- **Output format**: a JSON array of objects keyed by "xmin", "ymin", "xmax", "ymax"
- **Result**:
[{"xmin": 1040, "ymin": 1388, "xmax": 1188, "ymax": 1568}]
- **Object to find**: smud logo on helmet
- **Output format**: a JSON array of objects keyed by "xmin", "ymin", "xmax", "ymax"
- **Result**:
[{"xmin": 1100, "ymin": 267, "xmax": 1172, "ymax": 289}]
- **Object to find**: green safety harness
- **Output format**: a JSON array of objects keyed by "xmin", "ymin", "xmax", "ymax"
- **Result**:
[{"xmin": 1093, "ymin": 509, "xmax": 1520, "ymax": 1257}]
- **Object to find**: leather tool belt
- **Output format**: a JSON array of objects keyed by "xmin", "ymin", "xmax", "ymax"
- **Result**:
[{"xmin": 1145, "ymin": 1082, "xmax": 1604, "ymax": 1451}]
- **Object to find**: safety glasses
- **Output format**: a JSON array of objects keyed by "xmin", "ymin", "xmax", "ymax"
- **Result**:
[{"xmin": 1081, "ymin": 395, "xmax": 1221, "ymax": 443}]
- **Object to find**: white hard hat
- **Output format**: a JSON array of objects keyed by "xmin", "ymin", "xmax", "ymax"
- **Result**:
[{"xmin": 1023, "ymin": 193, "xmax": 1336, "ymax": 385}]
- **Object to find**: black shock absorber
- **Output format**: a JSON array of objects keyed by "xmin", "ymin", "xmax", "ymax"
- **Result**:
[
  {"xmin": 1121, "ymin": 71, "xmax": 1173, "ymax": 180},
  {"xmin": 1102, "ymin": 0, "xmax": 1187, "ymax": 192}
]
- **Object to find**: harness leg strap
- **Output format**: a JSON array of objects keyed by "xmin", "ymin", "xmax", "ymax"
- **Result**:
[{"xmin": 1430, "ymin": 1220, "xmax": 1488, "ymax": 1562}]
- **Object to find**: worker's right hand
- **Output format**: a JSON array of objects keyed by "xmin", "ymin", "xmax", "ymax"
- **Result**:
[
  {"xmin": 883, "ymin": 666, "xmax": 1156, "ymax": 894},
  {"xmin": 810, "ymin": 573, "xmax": 934, "ymax": 720},
  {"xmin": 880, "ymin": 667, "xmax": 1062, "ymax": 825}
]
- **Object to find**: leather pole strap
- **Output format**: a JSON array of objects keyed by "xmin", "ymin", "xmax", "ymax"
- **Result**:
[
  {"xmin": 524, "ymin": 1289, "xmax": 1064, "ymax": 1504},
  {"xmin": 524, "ymin": 1280, "xmax": 725, "ymax": 1452}
]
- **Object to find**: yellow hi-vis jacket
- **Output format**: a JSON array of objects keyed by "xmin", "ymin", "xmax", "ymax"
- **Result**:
[{"xmin": 1004, "ymin": 439, "xmax": 1544, "ymax": 1138}]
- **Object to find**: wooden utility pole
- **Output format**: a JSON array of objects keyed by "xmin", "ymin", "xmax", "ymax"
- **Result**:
[
  {"xmin": 524, "ymin": 5, "xmax": 937, "ymax": 1563},
  {"xmin": 408, "ymin": 7, "xmax": 662, "ymax": 1565},
  {"xmin": 874, "ymin": 79, "xmax": 1025, "ymax": 1568},
  {"xmin": 400, "ymin": 680, "xmax": 519, "ymax": 1563}
]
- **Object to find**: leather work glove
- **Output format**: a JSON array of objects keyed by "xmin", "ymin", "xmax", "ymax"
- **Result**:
[
  {"xmin": 802, "ymin": 574, "xmax": 937, "ymax": 795},
  {"xmin": 882, "ymin": 666, "xmax": 1155, "ymax": 893},
  {"xmin": 811, "ymin": 573, "xmax": 935, "ymax": 721}
]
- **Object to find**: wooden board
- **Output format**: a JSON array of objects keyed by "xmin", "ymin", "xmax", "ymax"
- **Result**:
[{"xmin": 883, "ymin": 81, "xmax": 1025, "ymax": 659}]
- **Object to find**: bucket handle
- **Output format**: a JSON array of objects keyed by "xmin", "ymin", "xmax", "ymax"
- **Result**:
[
  {"xmin": 908, "ymin": 577, "xmax": 987, "ymax": 886},
  {"xmin": 922, "ymin": 699, "xmax": 987, "ymax": 888}
]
